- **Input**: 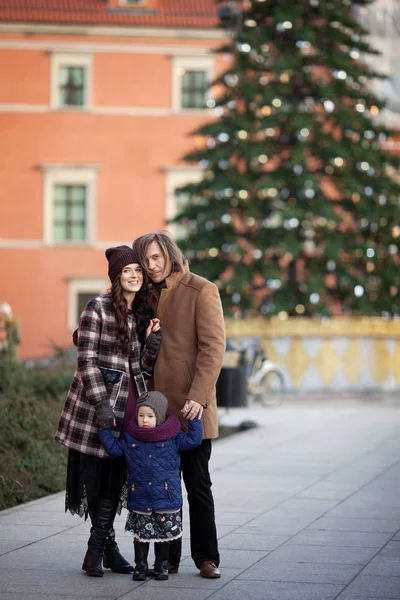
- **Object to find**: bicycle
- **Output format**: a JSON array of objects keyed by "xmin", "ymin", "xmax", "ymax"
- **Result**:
[
  {"xmin": 225, "ymin": 338, "xmax": 286, "ymax": 407},
  {"xmin": 246, "ymin": 346, "xmax": 286, "ymax": 407}
]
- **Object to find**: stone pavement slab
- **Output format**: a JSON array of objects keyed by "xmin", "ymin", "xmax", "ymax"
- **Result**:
[
  {"xmin": 336, "ymin": 575, "xmax": 400, "ymax": 598},
  {"xmin": 1, "ymin": 397, "xmax": 400, "ymax": 600}
]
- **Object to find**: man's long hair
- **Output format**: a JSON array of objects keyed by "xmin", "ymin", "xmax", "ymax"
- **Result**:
[{"xmin": 133, "ymin": 231, "xmax": 188, "ymax": 275}]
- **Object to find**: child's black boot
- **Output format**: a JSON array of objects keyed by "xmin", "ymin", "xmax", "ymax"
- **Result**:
[
  {"xmin": 154, "ymin": 542, "xmax": 169, "ymax": 581},
  {"xmin": 132, "ymin": 541, "xmax": 149, "ymax": 581}
]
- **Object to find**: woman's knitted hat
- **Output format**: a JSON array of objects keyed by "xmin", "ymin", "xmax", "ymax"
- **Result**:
[
  {"xmin": 105, "ymin": 245, "xmax": 139, "ymax": 283},
  {"xmin": 137, "ymin": 391, "xmax": 168, "ymax": 426}
]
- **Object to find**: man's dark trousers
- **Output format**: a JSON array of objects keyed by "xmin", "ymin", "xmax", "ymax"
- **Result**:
[{"xmin": 169, "ymin": 439, "xmax": 219, "ymax": 569}]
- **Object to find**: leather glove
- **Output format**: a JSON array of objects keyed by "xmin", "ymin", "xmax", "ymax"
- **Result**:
[
  {"xmin": 145, "ymin": 328, "xmax": 162, "ymax": 354},
  {"xmin": 94, "ymin": 399, "xmax": 114, "ymax": 429}
]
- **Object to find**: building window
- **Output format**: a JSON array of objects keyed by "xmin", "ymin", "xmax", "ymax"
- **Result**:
[
  {"xmin": 181, "ymin": 70, "xmax": 208, "ymax": 109},
  {"xmin": 58, "ymin": 67, "xmax": 85, "ymax": 107},
  {"xmin": 42, "ymin": 166, "xmax": 97, "ymax": 245},
  {"xmin": 50, "ymin": 54, "xmax": 92, "ymax": 109},
  {"xmin": 165, "ymin": 168, "xmax": 203, "ymax": 239},
  {"xmin": 172, "ymin": 57, "xmax": 213, "ymax": 112},
  {"xmin": 53, "ymin": 184, "xmax": 87, "ymax": 242},
  {"xmin": 68, "ymin": 279, "xmax": 108, "ymax": 331},
  {"xmin": 173, "ymin": 189, "xmax": 192, "ymax": 240},
  {"xmin": 77, "ymin": 292, "xmax": 96, "ymax": 317}
]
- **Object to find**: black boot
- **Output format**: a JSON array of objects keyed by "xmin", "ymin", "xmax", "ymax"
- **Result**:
[
  {"xmin": 154, "ymin": 542, "xmax": 169, "ymax": 581},
  {"xmin": 103, "ymin": 527, "xmax": 133, "ymax": 574},
  {"xmin": 132, "ymin": 541, "xmax": 149, "ymax": 581},
  {"xmin": 82, "ymin": 499, "xmax": 117, "ymax": 577},
  {"xmin": 168, "ymin": 536, "xmax": 181, "ymax": 573}
]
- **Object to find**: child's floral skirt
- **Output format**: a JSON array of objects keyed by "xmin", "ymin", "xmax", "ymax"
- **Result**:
[{"xmin": 125, "ymin": 510, "xmax": 183, "ymax": 542}]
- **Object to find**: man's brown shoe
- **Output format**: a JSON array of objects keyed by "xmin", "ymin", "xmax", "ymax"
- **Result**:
[{"xmin": 199, "ymin": 561, "xmax": 221, "ymax": 579}]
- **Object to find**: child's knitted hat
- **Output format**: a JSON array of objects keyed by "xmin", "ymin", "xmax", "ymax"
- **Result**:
[{"xmin": 137, "ymin": 391, "xmax": 168, "ymax": 425}]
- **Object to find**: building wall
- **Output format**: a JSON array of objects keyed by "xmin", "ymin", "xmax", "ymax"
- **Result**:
[{"xmin": 0, "ymin": 28, "xmax": 225, "ymax": 358}]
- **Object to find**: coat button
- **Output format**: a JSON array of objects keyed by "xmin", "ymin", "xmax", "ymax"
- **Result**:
[
  {"xmin": 148, "ymin": 482, "xmax": 152, "ymax": 485},
  {"xmin": 147, "ymin": 507, "xmax": 151, "ymax": 511},
  {"xmin": 132, "ymin": 444, "xmax": 136, "ymax": 447},
  {"xmin": 161, "ymin": 443, "xmax": 164, "ymax": 447},
  {"xmin": 149, "ymin": 454, "xmax": 152, "ymax": 458}
]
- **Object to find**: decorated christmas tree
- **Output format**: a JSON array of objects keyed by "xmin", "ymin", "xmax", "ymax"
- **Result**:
[{"xmin": 172, "ymin": 0, "xmax": 400, "ymax": 317}]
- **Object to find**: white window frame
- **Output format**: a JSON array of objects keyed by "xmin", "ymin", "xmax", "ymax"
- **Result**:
[
  {"xmin": 67, "ymin": 278, "xmax": 109, "ymax": 332},
  {"xmin": 42, "ymin": 165, "xmax": 97, "ymax": 246},
  {"xmin": 165, "ymin": 167, "xmax": 203, "ymax": 238},
  {"xmin": 172, "ymin": 56, "xmax": 214, "ymax": 112},
  {"xmin": 50, "ymin": 53, "xmax": 92, "ymax": 110}
]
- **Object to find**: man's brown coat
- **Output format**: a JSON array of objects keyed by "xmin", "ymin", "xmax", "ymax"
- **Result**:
[{"xmin": 149, "ymin": 265, "xmax": 225, "ymax": 439}]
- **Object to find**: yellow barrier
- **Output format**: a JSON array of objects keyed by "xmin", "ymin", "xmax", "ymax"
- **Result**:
[{"xmin": 225, "ymin": 317, "xmax": 400, "ymax": 391}]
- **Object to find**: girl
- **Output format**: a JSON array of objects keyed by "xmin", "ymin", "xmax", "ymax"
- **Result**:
[
  {"xmin": 55, "ymin": 245, "xmax": 162, "ymax": 577},
  {"xmin": 98, "ymin": 391, "xmax": 202, "ymax": 581}
]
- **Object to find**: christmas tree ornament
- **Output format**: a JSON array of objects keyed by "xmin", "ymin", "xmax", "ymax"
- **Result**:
[
  {"xmin": 392, "ymin": 226, "xmax": 400, "ymax": 239},
  {"xmin": 261, "ymin": 105, "xmax": 272, "ymax": 115}
]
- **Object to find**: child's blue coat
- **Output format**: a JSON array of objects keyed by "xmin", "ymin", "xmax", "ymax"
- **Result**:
[{"xmin": 98, "ymin": 418, "xmax": 202, "ymax": 513}]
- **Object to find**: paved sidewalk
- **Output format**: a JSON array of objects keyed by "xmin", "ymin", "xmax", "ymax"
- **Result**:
[{"xmin": 1, "ymin": 397, "xmax": 400, "ymax": 600}]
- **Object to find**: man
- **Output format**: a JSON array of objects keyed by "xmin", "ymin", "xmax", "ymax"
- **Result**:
[{"xmin": 133, "ymin": 232, "xmax": 225, "ymax": 579}]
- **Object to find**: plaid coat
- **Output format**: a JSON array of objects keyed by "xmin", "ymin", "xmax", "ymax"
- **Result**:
[{"xmin": 55, "ymin": 294, "xmax": 156, "ymax": 458}]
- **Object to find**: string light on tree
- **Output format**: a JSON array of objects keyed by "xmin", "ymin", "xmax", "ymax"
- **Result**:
[{"xmin": 354, "ymin": 285, "xmax": 365, "ymax": 297}]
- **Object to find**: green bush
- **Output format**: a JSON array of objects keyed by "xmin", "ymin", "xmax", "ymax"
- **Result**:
[{"xmin": 0, "ymin": 359, "xmax": 74, "ymax": 511}]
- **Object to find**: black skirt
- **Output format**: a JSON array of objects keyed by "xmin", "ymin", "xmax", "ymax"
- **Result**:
[{"xmin": 65, "ymin": 449, "xmax": 128, "ymax": 518}]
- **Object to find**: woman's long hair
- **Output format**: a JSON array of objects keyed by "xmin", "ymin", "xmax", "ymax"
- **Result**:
[{"xmin": 110, "ymin": 271, "xmax": 152, "ymax": 356}]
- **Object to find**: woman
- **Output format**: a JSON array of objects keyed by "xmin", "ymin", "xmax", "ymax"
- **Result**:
[{"xmin": 55, "ymin": 245, "xmax": 162, "ymax": 577}]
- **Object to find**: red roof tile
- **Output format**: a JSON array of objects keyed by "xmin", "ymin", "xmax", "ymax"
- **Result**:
[{"xmin": 0, "ymin": 0, "xmax": 220, "ymax": 28}]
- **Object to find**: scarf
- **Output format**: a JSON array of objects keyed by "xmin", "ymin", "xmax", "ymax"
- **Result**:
[{"xmin": 126, "ymin": 412, "xmax": 181, "ymax": 442}]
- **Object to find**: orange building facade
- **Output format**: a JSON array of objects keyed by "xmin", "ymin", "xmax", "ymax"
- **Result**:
[{"xmin": 0, "ymin": 1, "xmax": 226, "ymax": 358}]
